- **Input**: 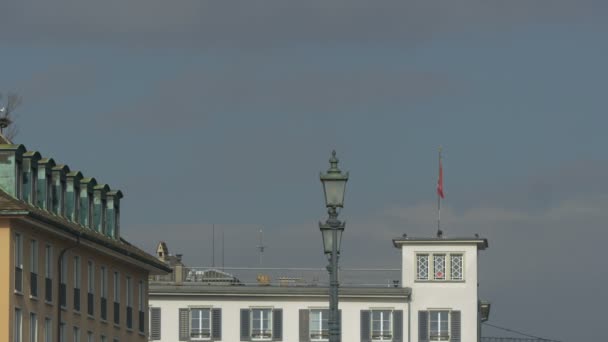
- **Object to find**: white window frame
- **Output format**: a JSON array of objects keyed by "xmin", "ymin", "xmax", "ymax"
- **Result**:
[
  {"xmin": 60, "ymin": 254, "xmax": 68, "ymax": 285},
  {"xmin": 415, "ymin": 253, "xmax": 465, "ymax": 282},
  {"xmin": 309, "ymin": 309, "xmax": 329, "ymax": 341},
  {"xmin": 113, "ymin": 272, "xmax": 120, "ymax": 302},
  {"xmin": 87, "ymin": 331, "xmax": 94, "ymax": 342},
  {"xmin": 100, "ymin": 267, "xmax": 107, "ymax": 299},
  {"xmin": 370, "ymin": 309, "xmax": 393, "ymax": 341},
  {"xmin": 73, "ymin": 326, "xmax": 80, "ymax": 342},
  {"xmin": 87, "ymin": 261, "xmax": 94, "ymax": 294},
  {"xmin": 433, "ymin": 254, "xmax": 446, "ymax": 280},
  {"xmin": 126, "ymin": 276, "xmax": 132, "ymax": 308},
  {"xmin": 14, "ymin": 307, "xmax": 22, "ymax": 342},
  {"xmin": 44, "ymin": 318, "xmax": 52, "ymax": 342},
  {"xmin": 15, "ymin": 233, "xmax": 23, "ymax": 293},
  {"xmin": 416, "ymin": 254, "xmax": 429, "ymax": 280},
  {"xmin": 450, "ymin": 254, "xmax": 464, "ymax": 281},
  {"xmin": 429, "ymin": 310, "xmax": 450, "ymax": 341},
  {"xmin": 74, "ymin": 256, "xmax": 81, "ymax": 290},
  {"xmin": 45, "ymin": 244, "xmax": 53, "ymax": 279},
  {"xmin": 30, "ymin": 240, "xmax": 38, "ymax": 275},
  {"xmin": 29, "ymin": 313, "xmax": 37, "ymax": 342},
  {"xmin": 250, "ymin": 308, "xmax": 273, "ymax": 340},
  {"xmin": 189, "ymin": 307, "xmax": 212, "ymax": 340}
]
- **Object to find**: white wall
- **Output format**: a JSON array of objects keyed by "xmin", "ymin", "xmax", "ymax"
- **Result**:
[
  {"xmin": 401, "ymin": 243, "xmax": 480, "ymax": 342},
  {"xmin": 150, "ymin": 295, "xmax": 408, "ymax": 342}
]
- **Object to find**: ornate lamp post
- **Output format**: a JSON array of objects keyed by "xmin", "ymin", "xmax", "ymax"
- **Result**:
[{"xmin": 319, "ymin": 150, "xmax": 349, "ymax": 342}]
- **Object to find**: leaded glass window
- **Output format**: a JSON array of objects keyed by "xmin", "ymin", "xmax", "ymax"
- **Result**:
[
  {"xmin": 416, "ymin": 255, "xmax": 429, "ymax": 280},
  {"xmin": 433, "ymin": 255, "xmax": 446, "ymax": 280},
  {"xmin": 310, "ymin": 309, "xmax": 329, "ymax": 340},
  {"xmin": 371, "ymin": 310, "xmax": 392, "ymax": 340},
  {"xmin": 429, "ymin": 310, "xmax": 449, "ymax": 341},
  {"xmin": 450, "ymin": 255, "xmax": 463, "ymax": 280},
  {"xmin": 190, "ymin": 308, "xmax": 211, "ymax": 339},
  {"xmin": 251, "ymin": 308, "xmax": 272, "ymax": 339}
]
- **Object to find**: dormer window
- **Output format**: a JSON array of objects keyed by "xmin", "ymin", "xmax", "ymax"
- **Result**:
[{"xmin": 416, "ymin": 253, "xmax": 464, "ymax": 282}]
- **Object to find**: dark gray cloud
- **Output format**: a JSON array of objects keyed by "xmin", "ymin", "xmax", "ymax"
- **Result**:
[{"xmin": 2, "ymin": 0, "xmax": 605, "ymax": 48}]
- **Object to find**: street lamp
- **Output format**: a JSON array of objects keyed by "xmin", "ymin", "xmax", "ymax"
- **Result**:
[{"xmin": 319, "ymin": 150, "xmax": 349, "ymax": 342}]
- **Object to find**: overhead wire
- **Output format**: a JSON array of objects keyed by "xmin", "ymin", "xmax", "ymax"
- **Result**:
[{"xmin": 482, "ymin": 322, "xmax": 564, "ymax": 342}]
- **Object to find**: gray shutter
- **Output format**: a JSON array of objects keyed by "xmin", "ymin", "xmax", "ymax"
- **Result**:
[
  {"xmin": 450, "ymin": 311, "xmax": 461, "ymax": 342},
  {"xmin": 272, "ymin": 309, "xmax": 283, "ymax": 341},
  {"xmin": 179, "ymin": 308, "xmax": 189, "ymax": 341},
  {"xmin": 150, "ymin": 307, "xmax": 161, "ymax": 340},
  {"xmin": 360, "ymin": 310, "xmax": 371, "ymax": 342},
  {"xmin": 393, "ymin": 310, "xmax": 403, "ymax": 342},
  {"xmin": 299, "ymin": 309, "xmax": 310, "ymax": 342},
  {"xmin": 418, "ymin": 311, "xmax": 428, "ymax": 342},
  {"xmin": 212, "ymin": 308, "xmax": 222, "ymax": 340},
  {"xmin": 338, "ymin": 309, "xmax": 342, "ymax": 336},
  {"xmin": 241, "ymin": 309, "xmax": 250, "ymax": 341}
]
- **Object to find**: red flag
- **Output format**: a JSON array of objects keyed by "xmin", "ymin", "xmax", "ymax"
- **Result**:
[{"xmin": 437, "ymin": 157, "xmax": 444, "ymax": 199}]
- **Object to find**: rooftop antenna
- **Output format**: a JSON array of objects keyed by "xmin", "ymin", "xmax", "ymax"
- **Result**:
[
  {"xmin": 221, "ymin": 227, "xmax": 225, "ymax": 271},
  {"xmin": 212, "ymin": 224, "xmax": 215, "ymax": 268},
  {"xmin": 256, "ymin": 228, "xmax": 266, "ymax": 266}
]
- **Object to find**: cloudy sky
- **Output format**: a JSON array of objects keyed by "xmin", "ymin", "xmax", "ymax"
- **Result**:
[{"xmin": 2, "ymin": 1, "xmax": 607, "ymax": 340}]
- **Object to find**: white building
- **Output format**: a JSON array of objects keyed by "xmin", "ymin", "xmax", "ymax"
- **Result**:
[{"xmin": 148, "ymin": 236, "xmax": 488, "ymax": 342}]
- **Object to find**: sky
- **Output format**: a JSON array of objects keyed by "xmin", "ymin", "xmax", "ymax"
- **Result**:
[{"xmin": 1, "ymin": 1, "xmax": 607, "ymax": 340}]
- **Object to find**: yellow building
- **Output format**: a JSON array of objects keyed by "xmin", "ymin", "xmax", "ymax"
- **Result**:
[{"xmin": 0, "ymin": 141, "xmax": 170, "ymax": 342}]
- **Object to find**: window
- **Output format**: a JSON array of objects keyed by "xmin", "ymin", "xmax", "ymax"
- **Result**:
[
  {"xmin": 30, "ymin": 313, "xmax": 37, "ymax": 342},
  {"xmin": 30, "ymin": 240, "xmax": 38, "ymax": 297},
  {"xmin": 371, "ymin": 310, "xmax": 392, "ymax": 341},
  {"xmin": 416, "ymin": 254, "xmax": 429, "ymax": 280},
  {"xmin": 60, "ymin": 254, "xmax": 67, "ymax": 308},
  {"xmin": 100, "ymin": 267, "xmax": 107, "ymax": 320},
  {"xmin": 416, "ymin": 253, "xmax": 465, "ymax": 281},
  {"xmin": 450, "ymin": 255, "xmax": 463, "ymax": 281},
  {"xmin": 14, "ymin": 308, "xmax": 22, "ymax": 342},
  {"xmin": 73, "ymin": 327, "xmax": 80, "ymax": 342},
  {"xmin": 44, "ymin": 318, "xmax": 52, "ymax": 342},
  {"xmin": 138, "ymin": 281, "xmax": 145, "ymax": 333},
  {"xmin": 14, "ymin": 233, "xmax": 23, "ymax": 292},
  {"xmin": 190, "ymin": 308, "xmax": 211, "ymax": 339},
  {"xmin": 87, "ymin": 332, "xmax": 94, "ymax": 342},
  {"xmin": 251, "ymin": 308, "xmax": 272, "ymax": 339},
  {"xmin": 309, "ymin": 309, "xmax": 328, "ymax": 340},
  {"xmin": 87, "ymin": 261, "xmax": 94, "ymax": 316},
  {"xmin": 433, "ymin": 255, "xmax": 446, "ymax": 280},
  {"xmin": 60, "ymin": 323, "xmax": 65, "ymax": 342},
  {"xmin": 100, "ymin": 336, "xmax": 107, "ymax": 342},
  {"xmin": 74, "ymin": 256, "xmax": 81, "ymax": 311},
  {"xmin": 44, "ymin": 244, "xmax": 53, "ymax": 302},
  {"xmin": 429, "ymin": 310, "xmax": 449, "ymax": 341},
  {"xmin": 113, "ymin": 272, "xmax": 120, "ymax": 325},
  {"xmin": 126, "ymin": 276, "xmax": 133, "ymax": 329}
]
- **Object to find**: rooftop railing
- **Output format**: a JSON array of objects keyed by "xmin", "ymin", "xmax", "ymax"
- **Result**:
[{"xmin": 150, "ymin": 266, "xmax": 401, "ymax": 288}]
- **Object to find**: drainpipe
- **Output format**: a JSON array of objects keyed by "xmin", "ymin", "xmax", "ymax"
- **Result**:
[
  {"xmin": 57, "ymin": 234, "xmax": 81, "ymax": 342},
  {"xmin": 407, "ymin": 298, "xmax": 411, "ymax": 342}
]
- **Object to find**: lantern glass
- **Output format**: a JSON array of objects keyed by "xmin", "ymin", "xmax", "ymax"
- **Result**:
[
  {"xmin": 320, "ymin": 226, "xmax": 343, "ymax": 254},
  {"xmin": 321, "ymin": 178, "xmax": 347, "ymax": 208}
]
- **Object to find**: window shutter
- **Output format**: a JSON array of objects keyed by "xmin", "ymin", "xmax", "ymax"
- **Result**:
[
  {"xmin": 212, "ymin": 308, "xmax": 222, "ymax": 340},
  {"xmin": 240, "ymin": 309, "xmax": 250, "ymax": 341},
  {"xmin": 450, "ymin": 311, "xmax": 461, "ymax": 342},
  {"xmin": 393, "ymin": 310, "xmax": 403, "ymax": 342},
  {"xmin": 360, "ymin": 310, "xmax": 371, "ymax": 342},
  {"xmin": 418, "ymin": 311, "xmax": 428, "ymax": 342},
  {"xmin": 272, "ymin": 309, "xmax": 283, "ymax": 341},
  {"xmin": 178, "ymin": 308, "xmax": 189, "ymax": 341},
  {"xmin": 299, "ymin": 309, "xmax": 310, "ymax": 342},
  {"xmin": 150, "ymin": 307, "xmax": 161, "ymax": 341},
  {"xmin": 338, "ymin": 309, "xmax": 342, "ymax": 336}
]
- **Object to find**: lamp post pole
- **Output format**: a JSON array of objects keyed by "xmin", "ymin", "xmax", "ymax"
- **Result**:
[
  {"xmin": 327, "ymin": 207, "xmax": 341, "ymax": 342},
  {"xmin": 319, "ymin": 151, "xmax": 348, "ymax": 342}
]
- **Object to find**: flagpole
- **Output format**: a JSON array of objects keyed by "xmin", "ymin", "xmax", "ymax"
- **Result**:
[{"xmin": 437, "ymin": 146, "xmax": 442, "ymax": 235}]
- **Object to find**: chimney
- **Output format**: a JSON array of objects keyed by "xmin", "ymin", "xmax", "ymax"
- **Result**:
[
  {"xmin": 0, "ymin": 144, "xmax": 26, "ymax": 199},
  {"xmin": 65, "ymin": 171, "xmax": 83, "ymax": 223},
  {"xmin": 37, "ymin": 158, "xmax": 56, "ymax": 210},
  {"xmin": 22, "ymin": 151, "xmax": 41, "ymax": 204},
  {"xmin": 79, "ymin": 178, "xmax": 97, "ymax": 228},
  {"xmin": 92, "ymin": 184, "xmax": 110, "ymax": 234},
  {"xmin": 51, "ymin": 165, "xmax": 69, "ymax": 216},
  {"xmin": 105, "ymin": 190, "xmax": 123, "ymax": 239}
]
